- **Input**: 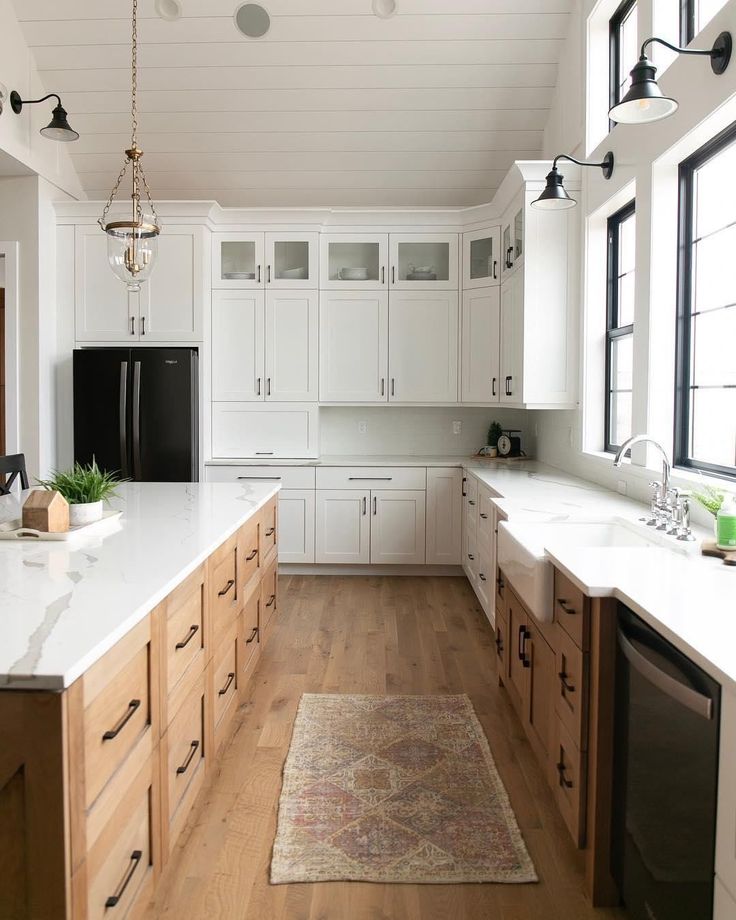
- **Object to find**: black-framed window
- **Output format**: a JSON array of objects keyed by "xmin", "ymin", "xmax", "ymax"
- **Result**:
[
  {"xmin": 605, "ymin": 200, "xmax": 636, "ymax": 452},
  {"xmin": 610, "ymin": 0, "xmax": 638, "ymax": 111},
  {"xmin": 675, "ymin": 122, "xmax": 736, "ymax": 479},
  {"xmin": 681, "ymin": 0, "xmax": 728, "ymax": 45}
]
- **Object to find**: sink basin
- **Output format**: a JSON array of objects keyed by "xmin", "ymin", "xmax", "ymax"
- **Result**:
[{"xmin": 497, "ymin": 519, "xmax": 660, "ymax": 623}]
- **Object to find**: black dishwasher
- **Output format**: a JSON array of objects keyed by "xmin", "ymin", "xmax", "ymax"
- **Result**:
[{"xmin": 612, "ymin": 605, "xmax": 720, "ymax": 920}]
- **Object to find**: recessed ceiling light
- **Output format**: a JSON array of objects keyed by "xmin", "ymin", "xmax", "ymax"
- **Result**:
[
  {"xmin": 372, "ymin": 0, "xmax": 397, "ymax": 18},
  {"xmin": 155, "ymin": 0, "xmax": 182, "ymax": 21},
  {"xmin": 235, "ymin": 3, "xmax": 271, "ymax": 38}
]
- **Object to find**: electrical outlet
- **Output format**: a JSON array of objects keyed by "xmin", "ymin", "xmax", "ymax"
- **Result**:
[
  {"xmin": 358, "ymin": 421, "xmax": 368, "ymax": 434},
  {"xmin": 617, "ymin": 480, "xmax": 627, "ymax": 495},
  {"xmin": 567, "ymin": 426, "xmax": 574, "ymax": 448},
  {"xmin": 452, "ymin": 420, "xmax": 462, "ymax": 435}
]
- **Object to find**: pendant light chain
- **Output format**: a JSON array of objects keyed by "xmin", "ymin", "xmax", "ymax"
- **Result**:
[{"xmin": 131, "ymin": 0, "xmax": 138, "ymax": 150}]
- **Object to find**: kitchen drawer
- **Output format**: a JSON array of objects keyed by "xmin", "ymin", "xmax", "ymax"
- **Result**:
[
  {"xmin": 206, "ymin": 464, "xmax": 315, "ymax": 489},
  {"xmin": 260, "ymin": 496, "xmax": 278, "ymax": 562},
  {"xmin": 81, "ymin": 623, "xmax": 153, "ymax": 810},
  {"xmin": 260, "ymin": 556, "xmax": 278, "ymax": 643},
  {"xmin": 81, "ymin": 753, "xmax": 157, "ymax": 920},
  {"xmin": 463, "ymin": 474, "xmax": 478, "ymax": 531},
  {"xmin": 164, "ymin": 566, "xmax": 206, "ymax": 715},
  {"xmin": 551, "ymin": 716, "xmax": 586, "ymax": 847},
  {"xmin": 212, "ymin": 402, "xmax": 319, "ymax": 459},
  {"xmin": 477, "ymin": 485, "xmax": 494, "ymax": 547},
  {"xmin": 209, "ymin": 532, "xmax": 239, "ymax": 652},
  {"xmin": 240, "ymin": 590, "xmax": 261, "ymax": 689},
  {"xmin": 164, "ymin": 673, "xmax": 205, "ymax": 838},
  {"xmin": 555, "ymin": 625, "xmax": 588, "ymax": 750},
  {"xmin": 315, "ymin": 466, "xmax": 426, "ymax": 491},
  {"xmin": 238, "ymin": 515, "xmax": 261, "ymax": 595},
  {"xmin": 476, "ymin": 544, "xmax": 493, "ymax": 615},
  {"xmin": 212, "ymin": 622, "xmax": 238, "ymax": 734},
  {"xmin": 464, "ymin": 530, "xmax": 479, "ymax": 584},
  {"xmin": 553, "ymin": 568, "xmax": 590, "ymax": 651}
]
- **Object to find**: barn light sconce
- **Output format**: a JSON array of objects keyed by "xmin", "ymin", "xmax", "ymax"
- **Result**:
[
  {"xmin": 9, "ymin": 91, "xmax": 79, "ymax": 141},
  {"xmin": 609, "ymin": 32, "xmax": 732, "ymax": 124},
  {"xmin": 531, "ymin": 152, "xmax": 615, "ymax": 211}
]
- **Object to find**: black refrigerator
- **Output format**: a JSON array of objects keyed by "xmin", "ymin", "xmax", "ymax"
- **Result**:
[{"xmin": 73, "ymin": 347, "xmax": 199, "ymax": 482}]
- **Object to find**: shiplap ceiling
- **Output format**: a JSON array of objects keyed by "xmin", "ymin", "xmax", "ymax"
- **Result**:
[{"xmin": 12, "ymin": 0, "xmax": 572, "ymax": 208}]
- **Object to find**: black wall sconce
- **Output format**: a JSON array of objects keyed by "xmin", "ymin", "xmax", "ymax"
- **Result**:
[
  {"xmin": 531, "ymin": 152, "xmax": 615, "ymax": 211},
  {"xmin": 610, "ymin": 32, "xmax": 732, "ymax": 124},
  {"xmin": 9, "ymin": 91, "xmax": 79, "ymax": 141}
]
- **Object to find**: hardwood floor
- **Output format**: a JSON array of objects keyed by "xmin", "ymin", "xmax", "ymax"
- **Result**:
[{"xmin": 142, "ymin": 575, "xmax": 626, "ymax": 920}]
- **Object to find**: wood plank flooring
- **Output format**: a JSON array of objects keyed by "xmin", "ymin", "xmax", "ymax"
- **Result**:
[{"xmin": 142, "ymin": 575, "xmax": 627, "ymax": 920}]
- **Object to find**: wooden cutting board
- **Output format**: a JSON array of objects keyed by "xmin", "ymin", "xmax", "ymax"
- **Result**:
[{"xmin": 701, "ymin": 540, "xmax": 736, "ymax": 566}]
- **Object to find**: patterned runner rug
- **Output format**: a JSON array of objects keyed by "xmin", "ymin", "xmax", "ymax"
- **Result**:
[{"xmin": 271, "ymin": 693, "xmax": 537, "ymax": 884}]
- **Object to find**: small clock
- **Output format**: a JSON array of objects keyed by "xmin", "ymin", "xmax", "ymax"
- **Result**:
[{"xmin": 497, "ymin": 430, "xmax": 522, "ymax": 458}]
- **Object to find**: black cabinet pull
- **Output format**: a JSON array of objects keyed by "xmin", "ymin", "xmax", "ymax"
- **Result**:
[
  {"xmin": 467, "ymin": 553, "xmax": 475, "ymax": 561},
  {"xmin": 468, "ymin": 499, "xmax": 476, "ymax": 506},
  {"xmin": 175, "ymin": 624, "xmax": 199, "ymax": 650},
  {"xmin": 266, "ymin": 593, "xmax": 276, "ymax": 608},
  {"xmin": 479, "ymin": 573, "xmax": 487, "ymax": 582},
  {"xmin": 105, "ymin": 849, "xmax": 143, "ymax": 908},
  {"xmin": 218, "ymin": 672, "xmax": 235, "ymax": 696},
  {"xmin": 556, "ymin": 757, "xmax": 574, "ymax": 789},
  {"xmin": 176, "ymin": 740, "xmax": 200, "ymax": 775},
  {"xmin": 245, "ymin": 626, "xmax": 258, "ymax": 644},
  {"xmin": 517, "ymin": 625, "xmax": 525, "ymax": 661},
  {"xmin": 496, "ymin": 573, "xmax": 504, "ymax": 595},
  {"xmin": 495, "ymin": 630, "xmax": 503, "ymax": 654},
  {"xmin": 257, "ymin": 264, "xmax": 261, "ymax": 284},
  {"xmin": 492, "ymin": 377, "xmax": 496, "ymax": 397},
  {"xmin": 218, "ymin": 579, "xmax": 235, "ymax": 597},
  {"xmin": 558, "ymin": 671, "xmax": 575, "ymax": 693},
  {"xmin": 265, "ymin": 527, "xmax": 275, "ymax": 537},
  {"xmin": 102, "ymin": 699, "xmax": 141, "ymax": 741},
  {"xmin": 362, "ymin": 496, "xmax": 367, "ymax": 516},
  {"xmin": 518, "ymin": 626, "xmax": 530, "ymax": 668},
  {"xmin": 479, "ymin": 512, "xmax": 488, "ymax": 519},
  {"xmin": 462, "ymin": 476, "xmax": 467, "ymax": 497},
  {"xmin": 130, "ymin": 316, "xmax": 135, "ymax": 336},
  {"xmin": 492, "ymin": 259, "xmax": 498, "ymax": 279},
  {"xmin": 245, "ymin": 548, "xmax": 258, "ymax": 561},
  {"xmin": 556, "ymin": 598, "xmax": 575, "ymax": 616},
  {"xmin": 267, "ymin": 264, "xmax": 271, "ymax": 283},
  {"xmin": 505, "ymin": 246, "xmax": 514, "ymax": 269}
]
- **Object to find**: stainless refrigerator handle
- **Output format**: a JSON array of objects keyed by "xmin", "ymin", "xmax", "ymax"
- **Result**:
[
  {"xmin": 119, "ymin": 361, "xmax": 129, "ymax": 478},
  {"xmin": 618, "ymin": 628, "xmax": 713, "ymax": 720},
  {"xmin": 132, "ymin": 361, "xmax": 142, "ymax": 481}
]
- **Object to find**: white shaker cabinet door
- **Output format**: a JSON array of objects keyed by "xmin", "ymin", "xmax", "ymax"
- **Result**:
[
  {"xmin": 499, "ymin": 272, "xmax": 524, "ymax": 405},
  {"xmin": 74, "ymin": 225, "xmax": 139, "ymax": 342},
  {"xmin": 211, "ymin": 403, "xmax": 319, "ymax": 459},
  {"xmin": 319, "ymin": 291, "xmax": 388, "ymax": 402},
  {"xmin": 278, "ymin": 490, "xmax": 316, "ymax": 564},
  {"xmin": 370, "ymin": 490, "xmax": 426, "ymax": 565},
  {"xmin": 388, "ymin": 292, "xmax": 458, "ymax": 403},
  {"xmin": 315, "ymin": 490, "xmax": 371, "ymax": 564},
  {"xmin": 211, "ymin": 290, "xmax": 265, "ymax": 402},
  {"xmin": 141, "ymin": 227, "xmax": 202, "ymax": 342},
  {"xmin": 461, "ymin": 287, "xmax": 501, "ymax": 404},
  {"xmin": 264, "ymin": 290, "xmax": 318, "ymax": 401},
  {"xmin": 425, "ymin": 468, "xmax": 462, "ymax": 565}
]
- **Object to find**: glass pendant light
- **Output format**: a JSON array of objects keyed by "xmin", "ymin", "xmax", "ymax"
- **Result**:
[
  {"xmin": 531, "ymin": 152, "xmax": 614, "ymax": 211},
  {"xmin": 98, "ymin": 0, "xmax": 160, "ymax": 292}
]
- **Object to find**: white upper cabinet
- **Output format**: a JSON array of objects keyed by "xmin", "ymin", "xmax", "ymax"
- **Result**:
[
  {"xmin": 319, "ymin": 291, "xmax": 388, "ymax": 403},
  {"xmin": 211, "ymin": 403, "xmax": 319, "ymax": 459},
  {"xmin": 265, "ymin": 232, "xmax": 318, "ymax": 289},
  {"xmin": 501, "ymin": 198, "xmax": 525, "ymax": 278},
  {"xmin": 388, "ymin": 292, "xmax": 458, "ymax": 403},
  {"xmin": 389, "ymin": 233, "xmax": 459, "ymax": 290},
  {"xmin": 499, "ymin": 270, "xmax": 523, "ymax": 405},
  {"xmin": 320, "ymin": 233, "xmax": 389, "ymax": 290},
  {"xmin": 212, "ymin": 233, "xmax": 264, "ymax": 289},
  {"xmin": 264, "ymin": 290, "xmax": 318, "ymax": 401},
  {"xmin": 463, "ymin": 227, "xmax": 501, "ymax": 289},
  {"xmin": 212, "ymin": 290, "xmax": 265, "ymax": 402},
  {"xmin": 461, "ymin": 287, "xmax": 501, "ymax": 404}
]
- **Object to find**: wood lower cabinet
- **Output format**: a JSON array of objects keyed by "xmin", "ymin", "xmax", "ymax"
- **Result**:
[{"xmin": 0, "ymin": 497, "xmax": 279, "ymax": 919}]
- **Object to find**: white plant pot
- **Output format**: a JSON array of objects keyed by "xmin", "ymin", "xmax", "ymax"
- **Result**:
[{"xmin": 69, "ymin": 500, "xmax": 103, "ymax": 527}]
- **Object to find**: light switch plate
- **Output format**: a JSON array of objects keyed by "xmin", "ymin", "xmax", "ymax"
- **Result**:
[{"xmin": 452, "ymin": 420, "xmax": 462, "ymax": 435}]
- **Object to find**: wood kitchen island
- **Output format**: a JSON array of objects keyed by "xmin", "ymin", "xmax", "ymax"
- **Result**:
[{"xmin": 0, "ymin": 481, "xmax": 279, "ymax": 920}]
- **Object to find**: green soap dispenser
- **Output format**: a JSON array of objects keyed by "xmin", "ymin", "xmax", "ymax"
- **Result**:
[{"xmin": 716, "ymin": 494, "xmax": 736, "ymax": 550}]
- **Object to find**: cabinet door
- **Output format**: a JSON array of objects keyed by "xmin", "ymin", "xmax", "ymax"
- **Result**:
[
  {"xmin": 264, "ymin": 290, "xmax": 318, "ymax": 401},
  {"xmin": 370, "ymin": 490, "xmax": 426, "ymax": 565},
  {"xmin": 211, "ymin": 290, "xmax": 265, "ymax": 401},
  {"xmin": 212, "ymin": 403, "xmax": 319, "ymax": 459},
  {"xmin": 320, "ymin": 233, "xmax": 389, "ymax": 290},
  {"xmin": 463, "ymin": 227, "xmax": 501, "ymax": 289},
  {"xmin": 425, "ymin": 467, "xmax": 462, "ymax": 565},
  {"xmin": 506, "ymin": 590, "xmax": 528, "ymax": 713},
  {"xmin": 141, "ymin": 227, "xmax": 202, "ymax": 342},
  {"xmin": 75, "ymin": 225, "xmax": 139, "ymax": 342},
  {"xmin": 500, "ymin": 272, "xmax": 523, "ymax": 404},
  {"xmin": 212, "ymin": 233, "xmax": 264, "ymax": 289},
  {"xmin": 319, "ymin": 291, "xmax": 388, "ymax": 402},
  {"xmin": 389, "ymin": 233, "xmax": 459, "ymax": 290},
  {"xmin": 265, "ymin": 232, "xmax": 318, "ymax": 289},
  {"xmin": 315, "ymin": 490, "xmax": 370, "ymax": 564},
  {"xmin": 277, "ymin": 489, "xmax": 315, "ymax": 564},
  {"xmin": 526, "ymin": 620, "xmax": 556, "ymax": 764},
  {"xmin": 461, "ymin": 288, "xmax": 500, "ymax": 404},
  {"xmin": 388, "ymin": 292, "xmax": 458, "ymax": 403}
]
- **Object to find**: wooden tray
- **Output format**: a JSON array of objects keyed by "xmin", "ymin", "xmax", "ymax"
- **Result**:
[
  {"xmin": 0, "ymin": 509, "xmax": 123, "ymax": 541},
  {"xmin": 701, "ymin": 540, "xmax": 736, "ymax": 566}
]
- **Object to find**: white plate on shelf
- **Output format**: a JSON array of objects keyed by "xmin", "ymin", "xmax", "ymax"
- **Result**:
[
  {"xmin": 0, "ymin": 509, "xmax": 123, "ymax": 541},
  {"xmin": 222, "ymin": 271, "xmax": 255, "ymax": 280},
  {"xmin": 407, "ymin": 271, "xmax": 437, "ymax": 281},
  {"xmin": 280, "ymin": 267, "xmax": 307, "ymax": 279}
]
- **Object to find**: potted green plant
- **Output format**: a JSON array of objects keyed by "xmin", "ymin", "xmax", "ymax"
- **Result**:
[
  {"xmin": 486, "ymin": 421, "xmax": 503, "ymax": 458},
  {"xmin": 692, "ymin": 484, "xmax": 728, "ymax": 538},
  {"xmin": 38, "ymin": 459, "xmax": 123, "ymax": 527}
]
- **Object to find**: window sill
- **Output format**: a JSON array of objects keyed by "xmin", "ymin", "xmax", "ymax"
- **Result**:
[{"xmin": 581, "ymin": 448, "xmax": 736, "ymax": 493}]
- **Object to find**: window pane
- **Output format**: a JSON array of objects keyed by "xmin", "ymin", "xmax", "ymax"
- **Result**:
[
  {"xmin": 619, "ymin": 212, "xmax": 636, "ymax": 274},
  {"xmin": 609, "ymin": 334, "xmax": 633, "ymax": 447},
  {"xmin": 695, "ymin": 0, "xmax": 729, "ymax": 36},
  {"xmin": 618, "ymin": 4, "xmax": 638, "ymax": 99},
  {"xmin": 618, "ymin": 271, "xmax": 636, "ymax": 326},
  {"xmin": 691, "ymin": 305, "xmax": 736, "ymax": 387},
  {"xmin": 694, "ymin": 224, "xmax": 736, "ymax": 312},
  {"xmin": 695, "ymin": 142, "xmax": 736, "ymax": 238},
  {"xmin": 691, "ymin": 387, "xmax": 736, "ymax": 468},
  {"xmin": 610, "ymin": 390, "xmax": 633, "ymax": 448}
]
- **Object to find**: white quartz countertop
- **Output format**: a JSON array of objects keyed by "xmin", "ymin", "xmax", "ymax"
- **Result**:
[
  {"xmin": 0, "ymin": 481, "xmax": 279, "ymax": 690},
  {"xmin": 206, "ymin": 454, "xmax": 475, "ymax": 467}
]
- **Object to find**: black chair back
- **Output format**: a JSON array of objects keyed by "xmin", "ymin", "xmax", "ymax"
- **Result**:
[{"xmin": 0, "ymin": 454, "xmax": 30, "ymax": 496}]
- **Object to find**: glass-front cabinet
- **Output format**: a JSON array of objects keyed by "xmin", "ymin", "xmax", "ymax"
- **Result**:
[
  {"xmin": 502, "ymin": 200, "xmax": 524, "ymax": 277},
  {"xmin": 213, "ymin": 232, "xmax": 318, "ymax": 288},
  {"xmin": 389, "ymin": 234, "xmax": 459, "ymax": 290},
  {"xmin": 320, "ymin": 233, "xmax": 388, "ymax": 289},
  {"xmin": 265, "ymin": 232, "xmax": 319, "ymax": 288},
  {"xmin": 213, "ymin": 233, "xmax": 265, "ymax": 289},
  {"xmin": 463, "ymin": 227, "xmax": 501, "ymax": 289}
]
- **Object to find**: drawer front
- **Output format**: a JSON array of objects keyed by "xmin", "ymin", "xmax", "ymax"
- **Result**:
[
  {"xmin": 316, "ymin": 466, "xmax": 426, "ymax": 491},
  {"xmin": 476, "ymin": 543, "xmax": 492, "ymax": 612},
  {"xmin": 477, "ymin": 485, "xmax": 494, "ymax": 546},
  {"xmin": 166, "ymin": 677, "xmax": 205, "ymax": 822},
  {"xmin": 260, "ymin": 497, "xmax": 278, "ymax": 561},
  {"xmin": 84, "ymin": 645, "xmax": 151, "ymax": 809},
  {"xmin": 210, "ymin": 534, "xmax": 239, "ymax": 650},
  {"xmin": 555, "ymin": 625, "xmax": 588, "ymax": 750},
  {"xmin": 240, "ymin": 590, "xmax": 261, "ymax": 681},
  {"xmin": 166, "ymin": 571, "xmax": 206, "ymax": 700},
  {"xmin": 211, "ymin": 402, "xmax": 319, "ymax": 459},
  {"xmin": 553, "ymin": 568, "xmax": 589, "ymax": 650},
  {"xmin": 206, "ymin": 464, "xmax": 315, "ymax": 489},
  {"xmin": 212, "ymin": 624, "xmax": 238, "ymax": 730},
  {"xmin": 464, "ymin": 530, "xmax": 478, "ymax": 582},
  {"xmin": 238, "ymin": 515, "xmax": 261, "ymax": 592},
  {"xmin": 260, "ymin": 557, "xmax": 278, "ymax": 637},
  {"xmin": 552, "ymin": 717, "xmax": 586, "ymax": 847}
]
